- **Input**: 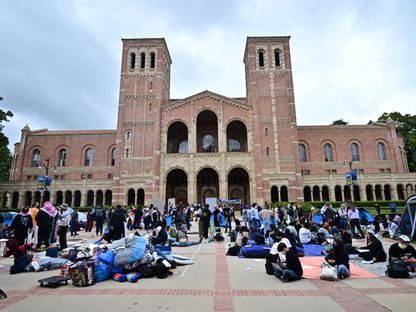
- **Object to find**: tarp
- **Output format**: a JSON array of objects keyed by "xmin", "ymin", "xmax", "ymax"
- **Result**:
[
  {"xmin": 394, "ymin": 194, "xmax": 416, "ymax": 239},
  {"xmin": 312, "ymin": 211, "xmax": 323, "ymax": 224},
  {"xmin": 218, "ymin": 199, "xmax": 241, "ymax": 205}
]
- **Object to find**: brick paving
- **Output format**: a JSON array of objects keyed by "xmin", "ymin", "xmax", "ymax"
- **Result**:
[{"xmin": 1, "ymin": 238, "xmax": 416, "ymax": 311}]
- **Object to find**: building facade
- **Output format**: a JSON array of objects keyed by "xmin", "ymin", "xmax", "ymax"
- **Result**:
[{"xmin": 1, "ymin": 36, "xmax": 415, "ymax": 209}]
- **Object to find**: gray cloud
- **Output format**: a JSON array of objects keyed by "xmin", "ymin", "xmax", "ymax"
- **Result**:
[{"xmin": 1, "ymin": 0, "xmax": 416, "ymax": 151}]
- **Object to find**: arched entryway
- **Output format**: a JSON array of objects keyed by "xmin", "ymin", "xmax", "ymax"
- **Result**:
[
  {"xmin": 65, "ymin": 191, "xmax": 73, "ymax": 206},
  {"xmin": 166, "ymin": 169, "xmax": 188, "ymax": 205},
  {"xmin": 343, "ymin": 185, "xmax": 351, "ymax": 201},
  {"xmin": 74, "ymin": 190, "xmax": 81, "ymax": 207},
  {"xmin": 280, "ymin": 186, "xmax": 288, "ymax": 202},
  {"xmin": 96, "ymin": 190, "xmax": 104, "ymax": 206},
  {"xmin": 56, "ymin": 191, "xmax": 63, "ymax": 206},
  {"xmin": 25, "ymin": 191, "xmax": 32, "ymax": 207},
  {"xmin": 384, "ymin": 184, "xmax": 392, "ymax": 200},
  {"xmin": 227, "ymin": 167, "xmax": 250, "ymax": 206},
  {"xmin": 353, "ymin": 185, "xmax": 361, "ymax": 201},
  {"xmin": 312, "ymin": 186, "xmax": 320, "ymax": 201},
  {"xmin": 375, "ymin": 184, "xmax": 383, "ymax": 200},
  {"xmin": 197, "ymin": 168, "xmax": 219, "ymax": 204},
  {"xmin": 303, "ymin": 186, "xmax": 312, "ymax": 202},
  {"xmin": 105, "ymin": 190, "xmax": 112, "ymax": 206},
  {"xmin": 87, "ymin": 190, "xmax": 94, "ymax": 207},
  {"xmin": 366, "ymin": 185, "xmax": 373, "ymax": 201},
  {"xmin": 335, "ymin": 185, "xmax": 343, "ymax": 201},
  {"xmin": 322, "ymin": 186, "xmax": 330, "ymax": 202},
  {"xmin": 197, "ymin": 110, "xmax": 218, "ymax": 153},
  {"xmin": 397, "ymin": 184, "xmax": 405, "ymax": 200}
]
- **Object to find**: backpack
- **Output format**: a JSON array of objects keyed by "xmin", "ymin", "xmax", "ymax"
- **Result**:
[
  {"xmin": 95, "ymin": 208, "xmax": 104, "ymax": 218},
  {"xmin": 386, "ymin": 260, "xmax": 410, "ymax": 279},
  {"xmin": 265, "ymin": 254, "xmax": 278, "ymax": 275},
  {"xmin": 226, "ymin": 245, "xmax": 241, "ymax": 256}
]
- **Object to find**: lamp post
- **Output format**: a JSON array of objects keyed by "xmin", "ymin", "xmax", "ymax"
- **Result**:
[{"xmin": 38, "ymin": 158, "xmax": 56, "ymax": 176}]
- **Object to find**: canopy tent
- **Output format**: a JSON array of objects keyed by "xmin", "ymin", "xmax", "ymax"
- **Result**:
[{"xmin": 394, "ymin": 194, "xmax": 416, "ymax": 240}]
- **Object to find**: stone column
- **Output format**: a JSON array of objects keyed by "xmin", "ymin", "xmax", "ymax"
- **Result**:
[
  {"xmin": 372, "ymin": 188, "xmax": 376, "ymax": 201},
  {"xmin": 82, "ymin": 193, "xmax": 88, "ymax": 207},
  {"xmin": 18, "ymin": 193, "xmax": 25, "ymax": 209}
]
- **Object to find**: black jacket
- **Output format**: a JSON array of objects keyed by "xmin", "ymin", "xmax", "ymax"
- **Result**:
[
  {"xmin": 109, "ymin": 208, "xmax": 126, "ymax": 229},
  {"xmin": 10, "ymin": 214, "xmax": 33, "ymax": 233},
  {"xmin": 35, "ymin": 210, "xmax": 54, "ymax": 228},
  {"xmin": 285, "ymin": 249, "xmax": 303, "ymax": 278}
]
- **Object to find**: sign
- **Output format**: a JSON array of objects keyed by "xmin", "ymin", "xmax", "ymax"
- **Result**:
[
  {"xmin": 345, "ymin": 170, "xmax": 359, "ymax": 185},
  {"xmin": 218, "ymin": 199, "xmax": 241, "ymax": 205},
  {"xmin": 205, "ymin": 197, "xmax": 217, "ymax": 212},
  {"xmin": 168, "ymin": 198, "xmax": 176, "ymax": 209},
  {"xmin": 37, "ymin": 176, "xmax": 53, "ymax": 190}
]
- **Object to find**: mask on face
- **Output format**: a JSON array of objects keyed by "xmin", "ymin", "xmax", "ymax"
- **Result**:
[{"xmin": 398, "ymin": 243, "xmax": 407, "ymax": 250}]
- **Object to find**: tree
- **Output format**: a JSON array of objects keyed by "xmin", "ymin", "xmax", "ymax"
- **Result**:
[
  {"xmin": 0, "ymin": 108, "xmax": 13, "ymax": 181},
  {"xmin": 376, "ymin": 112, "xmax": 416, "ymax": 172},
  {"xmin": 332, "ymin": 119, "xmax": 349, "ymax": 125}
]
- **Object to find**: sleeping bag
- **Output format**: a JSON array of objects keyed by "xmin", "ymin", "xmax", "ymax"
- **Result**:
[
  {"xmin": 239, "ymin": 245, "xmax": 272, "ymax": 258},
  {"xmin": 108, "ymin": 235, "xmax": 147, "ymax": 267}
]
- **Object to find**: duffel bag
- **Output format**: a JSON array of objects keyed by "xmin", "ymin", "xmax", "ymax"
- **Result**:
[
  {"xmin": 386, "ymin": 260, "xmax": 410, "ymax": 279},
  {"xmin": 240, "ymin": 245, "xmax": 272, "ymax": 258},
  {"xmin": 69, "ymin": 260, "xmax": 96, "ymax": 287}
]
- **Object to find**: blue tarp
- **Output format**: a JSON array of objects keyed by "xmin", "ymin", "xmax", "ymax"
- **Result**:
[
  {"xmin": 313, "ymin": 211, "xmax": 323, "ymax": 224},
  {"xmin": 358, "ymin": 207, "xmax": 374, "ymax": 223},
  {"xmin": 297, "ymin": 244, "xmax": 325, "ymax": 256}
]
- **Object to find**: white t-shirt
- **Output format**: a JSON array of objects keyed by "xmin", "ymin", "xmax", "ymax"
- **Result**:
[
  {"xmin": 299, "ymin": 227, "xmax": 312, "ymax": 244},
  {"xmin": 270, "ymin": 237, "xmax": 292, "ymax": 263}
]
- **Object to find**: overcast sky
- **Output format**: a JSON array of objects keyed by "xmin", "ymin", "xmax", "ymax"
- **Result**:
[{"xmin": 1, "ymin": 0, "xmax": 416, "ymax": 151}]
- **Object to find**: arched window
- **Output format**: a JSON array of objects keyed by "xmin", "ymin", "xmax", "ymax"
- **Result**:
[
  {"xmin": 84, "ymin": 148, "xmax": 94, "ymax": 166},
  {"xmin": 150, "ymin": 52, "xmax": 155, "ymax": 68},
  {"xmin": 265, "ymin": 128, "xmax": 268, "ymax": 136},
  {"xmin": 266, "ymin": 147, "xmax": 270, "ymax": 156},
  {"xmin": 323, "ymin": 143, "xmax": 333, "ymax": 161},
  {"xmin": 111, "ymin": 148, "xmax": 116, "ymax": 166},
  {"xmin": 350, "ymin": 143, "xmax": 360, "ymax": 161},
  {"xmin": 274, "ymin": 50, "xmax": 281, "ymax": 66},
  {"xmin": 149, "ymin": 81, "xmax": 153, "ymax": 91},
  {"xmin": 130, "ymin": 52, "xmax": 136, "ymax": 69},
  {"xmin": 58, "ymin": 148, "xmax": 67, "ymax": 167},
  {"xmin": 377, "ymin": 142, "xmax": 387, "ymax": 160},
  {"xmin": 126, "ymin": 131, "xmax": 131, "ymax": 140},
  {"xmin": 125, "ymin": 148, "xmax": 130, "ymax": 158},
  {"xmin": 258, "ymin": 51, "xmax": 264, "ymax": 67},
  {"xmin": 203, "ymin": 135, "xmax": 215, "ymax": 153},
  {"xmin": 32, "ymin": 149, "xmax": 41, "ymax": 167},
  {"xmin": 148, "ymin": 103, "xmax": 152, "ymax": 112},
  {"xmin": 140, "ymin": 52, "xmax": 145, "ymax": 68},
  {"xmin": 299, "ymin": 144, "xmax": 307, "ymax": 162}
]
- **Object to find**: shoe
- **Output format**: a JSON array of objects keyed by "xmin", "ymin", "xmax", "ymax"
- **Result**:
[{"xmin": 281, "ymin": 277, "xmax": 289, "ymax": 282}]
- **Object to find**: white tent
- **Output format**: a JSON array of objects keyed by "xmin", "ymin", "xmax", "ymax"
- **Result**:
[{"xmin": 394, "ymin": 194, "xmax": 416, "ymax": 239}]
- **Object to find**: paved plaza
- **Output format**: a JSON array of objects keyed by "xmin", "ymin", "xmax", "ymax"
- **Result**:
[{"xmin": 0, "ymin": 225, "xmax": 415, "ymax": 312}]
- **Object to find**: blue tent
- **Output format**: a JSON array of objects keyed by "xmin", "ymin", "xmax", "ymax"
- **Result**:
[
  {"xmin": 0, "ymin": 212, "xmax": 17, "ymax": 226},
  {"xmin": 358, "ymin": 207, "xmax": 374, "ymax": 223},
  {"xmin": 312, "ymin": 211, "xmax": 323, "ymax": 224}
]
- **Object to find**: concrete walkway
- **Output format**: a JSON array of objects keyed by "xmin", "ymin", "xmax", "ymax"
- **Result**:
[{"xmin": 1, "ymin": 226, "xmax": 415, "ymax": 312}]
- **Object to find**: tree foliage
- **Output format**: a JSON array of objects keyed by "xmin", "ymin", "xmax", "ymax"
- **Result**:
[
  {"xmin": 0, "ymin": 108, "xmax": 13, "ymax": 181},
  {"xmin": 332, "ymin": 119, "xmax": 349, "ymax": 125},
  {"xmin": 376, "ymin": 112, "xmax": 416, "ymax": 172}
]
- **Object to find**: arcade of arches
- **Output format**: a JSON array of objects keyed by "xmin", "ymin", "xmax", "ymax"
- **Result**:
[{"xmin": 163, "ymin": 167, "xmax": 251, "ymax": 206}]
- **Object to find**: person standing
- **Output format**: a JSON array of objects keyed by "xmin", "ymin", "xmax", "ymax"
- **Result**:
[
  {"xmin": 249, "ymin": 203, "xmax": 260, "ymax": 229},
  {"xmin": 35, "ymin": 202, "xmax": 57, "ymax": 249},
  {"xmin": 57, "ymin": 204, "xmax": 72, "ymax": 250},
  {"xmin": 93, "ymin": 206, "xmax": 105, "ymax": 236},
  {"xmin": 223, "ymin": 205, "xmax": 233, "ymax": 233},
  {"xmin": 133, "ymin": 206, "xmax": 143, "ymax": 230},
  {"xmin": 10, "ymin": 207, "xmax": 33, "ymax": 245},
  {"xmin": 200, "ymin": 204, "xmax": 212, "ymax": 240},
  {"xmin": 85, "ymin": 208, "xmax": 94, "ymax": 232},
  {"xmin": 70, "ymin": 208, "xmax": 79, "ymax": 236},
  {"xmin": 28, "ymin": 202, "xmax": 39, "ymax": 245},
  {"xmin": 347, "ymin": 203, "xmax": 365, "ymax": 239},
  {"xmin": 108, "ymin": 205, "xmax": 126, "ymax": 241},
  {"xmin": 259, "ymin": 206, "xmax": 274, "ymax": 235}
]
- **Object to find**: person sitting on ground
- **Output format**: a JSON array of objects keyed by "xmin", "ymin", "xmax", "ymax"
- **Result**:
[
  {"xmin": 298, "ymin": 222, "xmax": 315, "ymax": 245},
  {"xmin": 149, "ymin": 221, "xmax": 168, "ymax": 245},
  {"xmin": 265, "ymin": 224, "xmax": 276, "ymax": 244},
  {"xmin": 358, "ymin": 230, "xmax": 387, "ymax": 263},
  {"xmin": 249, "ymin": 227, "xmax": 265, "ymax": 245},
  {"xmin": 389, "ymin": 235, "xmax": 416, "ymax": 274},
  {"xmin": 273, "ymin": 242, "xmax": 303, "ymax": 282},
  {"xmin": 270, "ymin": 231, "xmax": 292, "ymax": 263},
  {"xmin": 325, "ymin": 239, "xmax": 350, "ymax": 279},
  {"xmin": 236, "ymin": 226, "xmax": 250, "ymax": 247}
]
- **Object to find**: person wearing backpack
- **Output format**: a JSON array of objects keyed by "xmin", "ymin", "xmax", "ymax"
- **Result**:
[
  {"xmin": 93, "ymin": 206, "xmax": 105, "ymax": 236},
  {"xmin": 70, "ymin": 208, "xmax": 79, "ymax": 236},
  {"xmin": 35, "ymin": 202, "xmax": 57, "ymax": 249},
  {"xmin": 10, "ymin": 207, "xmax": 33, "ymax": 245}
]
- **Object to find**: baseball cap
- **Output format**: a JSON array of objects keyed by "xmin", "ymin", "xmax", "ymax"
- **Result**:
[{"xmin": 399, "ymin": 235, "xmax": 410, "ymax": 242}]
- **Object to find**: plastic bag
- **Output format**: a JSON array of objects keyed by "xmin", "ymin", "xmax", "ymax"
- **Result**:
[{"xmin": 95, "ymin": 261, "xmax": 111, "ymax": 282}]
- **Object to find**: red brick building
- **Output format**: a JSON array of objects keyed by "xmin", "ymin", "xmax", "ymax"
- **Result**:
[{"xmin": 1, "ymin": 36, "xmax": 415, "ymax": 209}]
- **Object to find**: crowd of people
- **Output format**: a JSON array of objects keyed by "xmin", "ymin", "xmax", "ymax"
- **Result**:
[{"xmin": 1, "ymin": 199, "xmax": 415, "ymax": 282}]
